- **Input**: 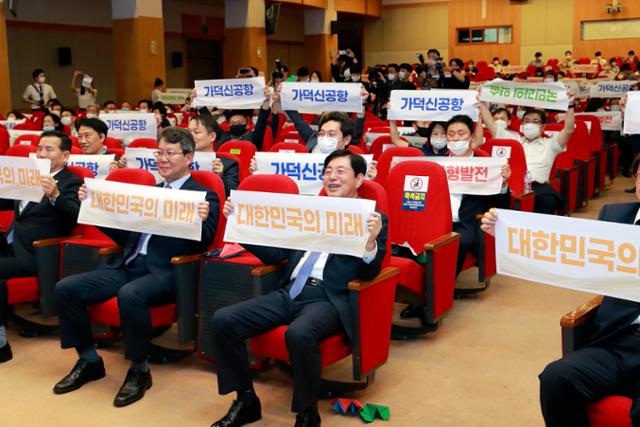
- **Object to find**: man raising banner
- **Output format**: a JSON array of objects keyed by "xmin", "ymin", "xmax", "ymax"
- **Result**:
[
  {"xmin": 0, "ymin": 131, "xmax": 82, "ymax": 363},
  {"xmin": 480, "ymin": 154, "xmax": 640, "ymax": 427},
  {"xmin": 209, "ymin": 150, "xmax": 387, "ymax": 427},
  {"xmin": 52, "ymin": 127, "xmax": 219, "ymax": 407}
]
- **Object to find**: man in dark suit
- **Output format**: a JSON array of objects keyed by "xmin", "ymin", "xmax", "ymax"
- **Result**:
[
  {"xmin": 188, "ymin": 114, "xmax": 239, "ymax": 197},
  {"xmin": 210, "ymin": 150, "xmax": 387, "ymax": 427},
  {"xmin": 52, "ymin": 127, "xmax": 219, "ymax": 407},
  {"xmin": 76, "ymin": 118, "xmax": 111, "ymax": 155},
  {"xmin": 481, "ymin": 154, "xmax": 640, "ymax": 427},
  {"xmin": 0, "ymin": 130, "xmax": 82, "ymax": 363}
]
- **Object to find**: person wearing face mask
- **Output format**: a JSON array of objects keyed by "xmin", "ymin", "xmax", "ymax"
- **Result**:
[
  {"xmin": 5, "ymin": 111, "xmax": 24, "ymax": 121},
  {"xmin": 489, "ymin": 108, "xmax": 520, "ymax": 140},
  {"xmin": 398, "ymin": 63, "xmax": 417, "ymax": 90},
  {"xmin": 438, "ymin": 58, "xmax": 470, "ymax": 89},
  {"xmin": 60, "ymin": 109, "xmax": 76, "ymax": 134},
  {"xmin": 296, "ymin": 67, "xmax": 311, "ymax": 83},
  {"xmin": 389, "ymin": 119, "xmax": 448, "ymax": 156},
  {"xmin": 560, "ymin": 51, "xmax": 575, "ymax": 73},
  {"xmin": 310, "ymin": 70, "xmax": 322, "ymax": 83},
  {"xmin": 543, "ymin": 71, "xmax": 557, "ymax": 83},
  {"xmin": 85, "ymin": 104, "xmax": 100, "ymax": 119},
  {"xmin": 137, "ymin": 100, "xmax": 152, "ymax": 113},
  {"xmin": 120, "ymin": 101, "xmax": 132, "ymax": 112},
  {"xmin": 591, "ymin": 51, "xmax": 608, "ymax": 68},
  {"xmin": 214, "ymin": 87, "xmax": 272, "ymax": 150},
  {"xmin": 480, "ymin": 92, "xmax": 576, "ymax": 214},
  {"xmin": 70, "ymin": 70, "xmax": 97, "ymax": 110},
  {"xmin": 529, "ymin": 52, "xmax": 545, "ymax": 67},
  {"xmin": 42, "ymin": 113, "xmax": 65, "ymax": 133},
  {"xmin": 384, "ymin": 63, "xmax": 405, "ymax": 93},
  {"xmin": 23, "ymin": 68, "xmax": 58, "ymax": 110},
  {"xmin": 331, "ymin": 49, "xmax": 358, "ymax": 82}
]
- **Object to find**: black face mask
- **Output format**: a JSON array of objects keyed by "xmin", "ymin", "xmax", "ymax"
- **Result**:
[
  {"xmin": 230, "ymin": 124, "xmax": 247, "ymax": 136},
  {"xmin": 415, "ymin": 127, "xmax": 430, "ymax": 137}
]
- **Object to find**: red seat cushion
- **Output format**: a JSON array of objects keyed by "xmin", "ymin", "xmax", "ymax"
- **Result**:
[
  {"xmin": 6, "ymin": 277, "xmax": 38, "ymax": 305},
  {"xmin": 390, "ymin": 256, "xmax": 424, "ymax": 295},
  {"xmin": 88, "ymin": 297, "xmax": 176, "ymax": 327},
  {"xmin": 587, "ymin": 396, "xmax": 633, "ymax": 427}
]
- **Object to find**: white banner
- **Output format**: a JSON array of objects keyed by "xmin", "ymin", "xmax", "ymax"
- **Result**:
[
  {"xmin": 0, "ymin": 119, "xmax": 25, "ymax": 130},
  {"xmin": 156, "ymin": 92, "xmax": 190, "ymax": 104},
  {"xmin": 388, "ymin": 89, "xmax": 478, "ymax": 122},
  {"xmin": 479, "ymin": 78, "xmax": 569, "ymax": 111},
  {"xmin": 623, "ymin": 92, "xmax": 640, "ymax": 135},
  {"xmin": 566, "ymin": 111, "xmax": 623, "ymax": 132},
  {"xmin": 192, "ymin": 77, "xmax": 266, "ymax": 109},
  {"xmin": 392, "ymin": 156, "xmax": 507, "ymax": 195},
  {"xmin": 0, "ymin": 156, "xmax": 50, "ymax": 202},
  {"xmin": 494, "ymin": 209, "xmax": 640, "ymax": 302},
  {"xmin": 124, "ymin": 148, "xmax": 216, "ymax": 183},
  {"xmin": 225, "ymin": 190, "xmax": 375, "ymax": 257},
  {"xmin": 571, "ymin": 64, "xmax": 599, "ymax": 74},
  {"xmin": 78, "ymin": 178, "xmax": 206, "ymax": 241},
  {"xmin": 254, "ymin": 152, "xmax": 373, "ymax": 195},
  {"xmin": 280, "ymin": 82, "xmax": 364, "ymax": 114},
  {"xmin": 589, "ymin": 80, "xmax": 634, "ymax": 98},
  {"xmin": 67, "ymin": 154, "xmax": 115, "ymax": 179},
  {"xmin": 561, "ymin": 78, "xmax": 592, "ymax": 99},
  {"xmin": 102, "ymin": 113, "xmax": 157, "ymax": 141}
]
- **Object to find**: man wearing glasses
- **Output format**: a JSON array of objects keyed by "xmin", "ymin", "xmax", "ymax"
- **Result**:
[{"xmin": 52, "ymin": 127, "xmax": 219, "ymax": 407}]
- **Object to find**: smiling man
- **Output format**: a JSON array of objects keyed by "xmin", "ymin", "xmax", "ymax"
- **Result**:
[
  {"xmin": 209, "ymin": 149, "xmax": 387, "ymax": 427},
  {"xmin": 75, "ymin": 118, "xmax": 109, "ymax": 155}
]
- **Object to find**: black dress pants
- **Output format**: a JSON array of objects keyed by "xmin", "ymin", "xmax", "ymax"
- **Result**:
[
  {"xmin": 211, "ymin": 287, "xmax": 342, "ymax": 413},
  {"xmin": 532, "ymin": 182, "xmax": 564, "ymax": 214},
  {"xmin": 452, "ymin": 221, "xmax": 479, "ymax": 275},
  {"xmin": 0, "ymin": 245, "xmax": 36, "ymax": 327},
  {"xmin": 55, "ymin": 256, "xmax": 175, "ymax": 360},
  {"xmin": 539, "ymin": 331, "xmax": 640, "ymax": 427}
]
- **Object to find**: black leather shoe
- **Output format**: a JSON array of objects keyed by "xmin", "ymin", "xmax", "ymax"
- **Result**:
[
  {"xmin": 626, "ymin": 187, "xmax": 636, "ymax": 193},
  {"xmin": 294, "ymin": 410, "xmax": 321, "ymax": 427},
  {"xmin": 0, "ymin": 342, "xmax": 12, "ymax": 363},
  {"xmin": 113, "ymin": 368, "xmax": 152, "ymax": 407},
  {"xmin": 211, "ymin": 399, "xmax": 262, "ymax": 427},
  {"xmin": 400, "ymin": 304, "xmax": 425, "ymax": 319},
  {"xmin": 53, "ymin": 358, "xmax": 105, "ymax": 394}
]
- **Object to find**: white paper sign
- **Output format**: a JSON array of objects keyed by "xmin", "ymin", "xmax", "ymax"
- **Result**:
[
  {"xmin": 81, "ymin": 75, "xmax": 93, "ymax": 89},
  {"xmin": 480, "ymin": 78, "xmax": 569, "ymax": 111},
  {"xmin": 392, "ymin": 156, "xmax": 507, "ymax": 195},
  {"xmin": 571, "ymin": 64, "xmax": 599, "ymax": 74},
  {"xmin": 78, "ymin": 178, "xmax": 206, "ymax": 241},
  {"xmin": 254, "ymin": 152, "xmax": 373, "ymax": 195},
  {"xmin": 0, "ymin": 156, "xmax": 50, "ymax": 202},
  {"xmin": 0, "ymin": 119, "xmax": 26, "ymax": 130},
  {"xmin": 102, "ymin": 113, "xmax": 157, "ymax": 141},
  {"xmin": 623, "ymin": 92, "xmax": 640, "ymax": 135},
  {"xmin": 494, "ymin": 209, "xmax": 640, "ymax": 302},
  {"xmin": 589, "ymin": 80, "xmax": 634, "ymax": 98},
  {"xmin": 225, "ymin": 190, "xmax": 375, "ymax": 257},
  {"xmin": 192, "ymin": 77, "xmax": 266, "ymax": 109},
  {"xmin": 388, "ymin": 89, "xmax": 478, "ymax": 121},
  {"xmin": 280, "ymin": 82, "xmax": 364, "ymax": 114},
  {"xmin": 124, "ymin": 148, "xmax": 216, "ymax": 183},
  {"xmin": 557, "ymin": 111, "xmax": 623, "ymax": 132},
  {"xmin": 491, "ymin": 146, "xmax": 512, "ymax": 159},
  {"xmin": 66, "ymin": 154, "xmax": 115, "ymax": 179},
  {"xmin": 156, "ymin": 92, "xmax": 189, "ymax": 104}
]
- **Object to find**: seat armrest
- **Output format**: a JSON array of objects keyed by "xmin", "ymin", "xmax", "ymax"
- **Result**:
[
  {"xmin": 424, "ymin": 232, "xmax": 459, "ymax": 251},
  {"xmin": 99, "ymin": 245, "xmax": 124, "ymax": 255},
  {"xmin": 171, "ymin": 254, "xmax": 202, "ymax": 265},
  {"xmin": 348, "ymin": 267, "xmax": 400, "ymax": 291},
  {"xmin": 33, "ymin": 235, "xmax": 82, "ymax": 247},
  {"xmin": 251, "ymin": 261, "xmax": 287, "ymax": 277},
  {"xmin": 560, "ymin": 296, "xmax": 603, "ymax": 329}
]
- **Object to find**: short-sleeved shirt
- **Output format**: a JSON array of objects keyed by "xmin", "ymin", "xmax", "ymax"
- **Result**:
[
  {"xmin": 496, "ymin": 127, "xmax": 565, "ymax": 183},
  {"xmin": 22, "ymin": 83, "xmax": 57, "ymax": 109},
  {"xmin": 74, "ymin": 88, "xmax": 97, "ymax": 109}
]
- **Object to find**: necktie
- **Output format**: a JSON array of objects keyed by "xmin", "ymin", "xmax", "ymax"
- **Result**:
[
  {"xmin": 6, "ymin": 200, "xmax": 28, "ymax": 244},
  {"xmin": 125, "ymin": 183, "xmax": 170, "ymax": 265},
  {"xmin": 288, "ymin": 252, "xmax": 321, "ymax": 300}
]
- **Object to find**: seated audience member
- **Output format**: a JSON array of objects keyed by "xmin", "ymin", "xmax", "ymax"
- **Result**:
[
  {"xmin": 529, "ymin": 52, "xmax": 544, "ymax": 67},
  {"xmin": 53, "ymin": 127, "xmax": 219, "ymax": 407},
  {"xmin": 210, "ymin": 149, "xmax": 386, "ymax": 427},
  {"xmin": 48, "ymin": 100, "xmax": 63, "ymax": 116},
  {"xmin": 60, "ymin": 108, "xmax": 76, "ymax": 132},
  {"xmin": 103, "ymin": 100, "xmax": 117, "ymax": 113},
  {"xmin": 438, "ymin": 58, "xmax": 470, "ymax": 89},
  {"xmin": 23, "ymin": 68, "xmax": 57, "ymax": 110},
  {"xmin": 42, "ymin": 112, "xmax": 65, "ymax": 132},
  {"xmin": 560, "ymin": 51, "xmax": 574, "ymax": 72},
  {"xmin": 5, "ymin": 110, "xmax": 25, "ymax": 121},
  {"xmin": 188, "ymin": 114, "xmax": 240, "ymax": 196},
  {"xmin": 491, "ymin": 107, "xmax": 520, "ymax": 140},
  {"xmin": 85, "ymin": 104, "xmax": 100, "ymax": 119},
  {"xmin": 490, "ymin": 57, "xmax": 502, "ymax": 73},
  {"xmin": 389, "ymin": 119, "xmax": 448, "ymax": 156},
  {"xmin": 71, "ymin": 70, "xmax": 97, "ymax": 110},
  {"xmin": 480, "ymin": 158, "xmax": 640, "ymax": 426},
  {"xmin": 138, "ymin": 99, "xmax": 152, "ymax": 112},
  {"xmin": 592, "ymin": 51, "xmax": 607, "ymax": 67},
  {"xmin": 398, "ymin": 63, "xmax": 417, "ymax": 90},
  {"xmin": 214, "ymin": 88, "xmax": 271, "ymax": 150},
  {"xmin": 153, "ymin": 104, "xmax": 172, "ymax": 132},
  {"xmin": 296, "ymin": 67, "xmax": 310, "ymax": 82},
  {"xmin": 120, "ymin": 101, "xmax": 132, "ymax": 111},
  {"xmin": 0, "ymin": 131, "xmax": 82, "ymax": 362},
  {"xmin": 480, "ymin": 91, "xmax": 576, "ymax": 214},
  {"xmin": 310, "ymin": 70, "xmax": 322, "ymax": 83},
  {"xmin": 75, "ymin": 118, "xmax": 112, "ymax": 155}
]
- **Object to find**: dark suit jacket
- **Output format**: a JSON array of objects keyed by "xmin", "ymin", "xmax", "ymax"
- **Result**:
[
  {"xmin": 99, "ymin": 175, "xmax": 219, "ymax": 276},
  {"xmin": 0, "ymin": 167, "xmax": 82, "ymax": 272},
  {"xmin": 216, "ymin": 108, "xmax": 270, "ymax": 151},
  {"xmin": 219, "ymin": 156, "xmax": 239, "ymax": 197},
  {"xmin": 243, "ymin": 213, "xmax": 388, "ymax": 340},
  {"xmin": 458, "ymin": 190, "xmax": 511, "ymax": 226},
  {"xmin": 587, "ymin": 202, "xmax": 640, "ymax": 346}
]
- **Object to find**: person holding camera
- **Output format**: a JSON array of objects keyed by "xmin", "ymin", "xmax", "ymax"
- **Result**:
[
  {"xmin": 438, "ymin": 58, "xmax": 470, "ymax": 89},
  {"xmin": 23, "ymin": 68, "xmax": 58, "ymax": 110}
]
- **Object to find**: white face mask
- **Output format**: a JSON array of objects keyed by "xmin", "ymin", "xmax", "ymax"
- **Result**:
[
  {"xmin": 343, "ymin": 68, "xmax": 351, "ymax": 79},
  {"xmin": 316, "ymin": 136, "xmax": 339, "ymax": 154},
  {"xmin": 494, "ymin": 119, "xmax": 508, "ymax": 128},
  {"xmin": 139, "ymin": 108, "xmax": 148, "ymax": 113},
  {"xmin": 311, "ymin": 76, "xmax": 320, "ymax": 82},
  {"xmin": 522, "ymin": 123, "xmax": 541, "ymax": 140},
  {"xmin": 61, "ymin": 116, "xmax": 73, "ymax": 126},
  {"xmin": 610, "ymin": 104, "xmax": 621, "ymax": 111},
  {"xmin": 516, "ymin": 110, "xmax": 525, "ymax": 119},
  {"xmin": 430, "ymin": 137, "xmax": 447, "ymax": 150},
  {"xmin": 351, "ymin": 74, "xmax": 361, "ymax": 82},
  {"xmin": 387, "ymin": 73, "xmax": 396, "ymax": 81},
  {"xmin": 544, "ymin": 77, "xmax": 554, "ymax": 83},
  {"xmin": 447, "ymin": 139, "xmax": 470, "ymax": 156},
  {"xmin": 43, "ymin": 125, "xmax": 55, "ymax": 131},
  {"xmin": 398, "ymin": 71, "xmax": 407, "ymax": 80},
  {"xmin": 86, "ymin": 113, "xmax": 98, "ymax": 119},
  {"xmin": 51, "ymin": 110, "xmax": 60, "ymax": 117}
]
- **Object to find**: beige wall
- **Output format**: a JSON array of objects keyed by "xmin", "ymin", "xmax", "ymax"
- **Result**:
[
  {"xmin": 364, "ymin": 5, "xmax": 449, "ymax": 66},
  {"xmin": 164, "ymin": 35, "xmax": 187, "ymax": 88},
  {"xmin": 520, "ymin": 0, "xmax": 573, "ymax": 64},
  {"xmin": 266, "ymin": 5, "xmax": 305, "ymax": 76}
]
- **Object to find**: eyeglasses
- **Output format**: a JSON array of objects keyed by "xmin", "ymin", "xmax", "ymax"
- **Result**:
[
  {"xmin": 153, "ymin": 150, "xmax": 185, "ymax": 159},
  {"xmin": 323, "ymin": 167, "xmax": 353, "ymax": 178}
]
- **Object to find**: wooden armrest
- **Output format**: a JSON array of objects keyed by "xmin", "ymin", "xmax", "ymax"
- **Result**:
[
  {"xmin": 171, "ymin": 254, "xmax": 202, "ymax": 265},
  {"xmin": 424, "ymin": 232, "xmax": 460, "ymax": 251},
  {"xmin": 560, "ymin": 296, "xmax": 603, "ymax": 329},
  {"xmin": 251, "ymin": 260, "xmax": 287, "ymax": 277},
  {"xmin": 512, "ymin": 191, "xmax": 534, "ymax": 201},
  {"xmin": 33, "ymin": 234, "xmax": 82, "ymax": 248},
  {"xmin": 99, "ymin": 245, "xmax": 124, "ymax": 255},
  {"xmin": 348, "ymin": 267, "xmax": 399, "ymax": 291}
]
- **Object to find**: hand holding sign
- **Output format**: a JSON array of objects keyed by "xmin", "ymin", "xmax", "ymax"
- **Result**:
[
  {"xmin": 40, "ymin": 176, "xmax": 59, "ymax": 198},
  {"xmin": 480, "ymin": 208, "xmax": 498, "ymax": 236},
  {"xmin": 198, "ymin": 200, "xmax": 210, "ymax": 220},
  {"xmin": 366, "ymin": 211, "xmax": 382, "ymax": 251}
]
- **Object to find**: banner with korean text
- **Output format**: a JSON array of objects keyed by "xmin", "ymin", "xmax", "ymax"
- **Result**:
[
  {"xmin": 388, "ymin": 89, "xmax": 478, "ymax": 121},
  {"xmin": 392, "ymin": 156, "xmax": 507, "ymax": 195},
  {"xmin": 0, "ymin": 119, "xmax": 25, "ymax": 130},
  {"xmin": 225, "ymin": 190, "xmax": 375, "ymax": 257},
  {"xmin": 494, "ymin": 209, "xmax": 640, "ymax": 302},
  {"xmin": 479, "ymin": 78, "xmax": 569, "ymax": 111},
  {"xmin": 254, "ymin": 152, "xmax": 373, "ymax": 195},
  {"xmin": 280, "ymin": 82, "xmax": 363, "ymax": 114},
  {"xmin": 624, "ymin": 92, "xmax": 640, "ymax": 135},
  {"xmin": 0, "ymin": 156, "xmax": 50, "ymax": 202},
  {"xmin": 124, "ymin": 148, "xmax": 216, "ymax": 183},
  {"xmin": 156, "ymin": 91, "xmax": 190, "ymax": 104},
  {"xmin": 102, "ymin": 113, "xmax": 157, "ymax": 141},
  {"xmin": 68, "ymin": 154, "xmax": 115, "ymax": 179},
  {"xmin": 192, "ymin": 77, "xmax": 265, "ymax": 109},
  {"xmin": 589, "ymin": 80, "xmax": 634, "ymax": 98},
  {"xmin": 570, "ymin": 111, "xmax": 622, "ymax": 132},
  {"xmin": 78, "ymin": 178, "xmax": 206, "ymax": 241}
]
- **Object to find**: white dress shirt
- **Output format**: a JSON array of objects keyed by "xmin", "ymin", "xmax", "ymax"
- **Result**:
[
  {"xmin": 290, "ymin": 243, "xmax": 378, "ymax": 281},
  {"xmin": 22, "ymin": 83, "xmax": 57, "ymax": 109}
]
